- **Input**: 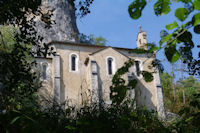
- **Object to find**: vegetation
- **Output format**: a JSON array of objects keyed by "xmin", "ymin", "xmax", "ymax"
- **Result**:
[
  {"xmin": 79, "ymin": 33, "xmax": 107, "ymax": 46},
  {"xmin": 0, "ymin": 101, "xmax": 171, "ymax": 133},
  {"xmin": 0, "ymin": 0, "xmax": 200, "ymax": 133},
  {"xmin": 128, "ymin": 0, "xmax": 200, "ymax": 75},
  {"xmin": 161, "ymin": 73, "xmax": 200, "ymax": 113}
]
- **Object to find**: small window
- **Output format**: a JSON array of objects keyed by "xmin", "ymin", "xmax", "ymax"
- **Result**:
[
  {"xmin": 139, "ymin": 39, "xmax": 141, "ymax": 45},
  {"xmin": 42, "ymin": 63, "xmax": 48, "ymax": 80},
  {"xmin": 135, "ymin": 61, "xmax": 140, "ymax": 77},
  {"xmin": 107, "ymin": 58, "xmax": 113, "ymax": 75},
  {"xmin": 71, "ymin": 55, "xmax": 77, "ymax": 71}
]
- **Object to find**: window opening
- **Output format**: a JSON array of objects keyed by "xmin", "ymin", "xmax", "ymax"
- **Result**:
[
  {"xmin": 42, "ymin": 63, "xmax": 47, "ymax": 80},
  {"xmin": 135, "ymin": 61, "xmax": 140, "ymax": 76},
  {"xmin": 108, "ymin": 58, "xmax": 113, "ymax": 75},
  {"xmin": 71, "ymin": 55, "xmax": 76, "ymax": 71}
]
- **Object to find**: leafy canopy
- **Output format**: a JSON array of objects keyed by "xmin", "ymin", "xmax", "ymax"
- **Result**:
[{"xmin": 128, "ymin": 0, "xmax": 200, "ymax": 75}]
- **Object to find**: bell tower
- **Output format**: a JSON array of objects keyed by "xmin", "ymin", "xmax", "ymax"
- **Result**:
[{"xmin": 136, "ymin": 26, "xmax": 147, "ymax": 50}]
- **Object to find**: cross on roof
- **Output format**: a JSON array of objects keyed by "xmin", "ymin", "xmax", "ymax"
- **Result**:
[{"xmin": 139, "ymin": 26, "xmax": 142, "ymax": 32}]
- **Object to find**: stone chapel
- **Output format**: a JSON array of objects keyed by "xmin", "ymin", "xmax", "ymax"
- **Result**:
[{"xmin": 36, "ymin": 0, "xmax": 166, "ymax": 118}]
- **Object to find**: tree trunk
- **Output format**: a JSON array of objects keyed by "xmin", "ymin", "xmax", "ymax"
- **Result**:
[
  {"xmin": 171, "ymin": 63, "xmax": 176, "ymax": 102},
  {"xmin": 180, "ymin": 58, "xmax": 186, "ymax": 104},
  {"xmin": 183, "ymin": 88, "xmax": 186, "ymax": 104}
]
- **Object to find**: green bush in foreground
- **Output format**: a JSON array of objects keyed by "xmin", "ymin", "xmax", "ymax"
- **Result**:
[
  {"xmin": 0, "ymin": 102, "xmax": 170, "ymax": 133},
  {"xmin": 1, "ymin": 95, "xmax": 199, "ymax": 133}
]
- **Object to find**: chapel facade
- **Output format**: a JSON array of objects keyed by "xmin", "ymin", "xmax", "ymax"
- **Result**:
[
  {"xmin": 36, "ymin": 0, "xmax": 166, "ymax": 118},
  {"xmin": 36, "ymin": 30, "xmax": 166, "ymax": 118}
]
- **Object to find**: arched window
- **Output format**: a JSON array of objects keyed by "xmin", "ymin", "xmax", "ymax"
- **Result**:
[
  {"xmin": 135, "ymin": 60, "xmax": 141, "ymax": 77},
  {"xmin": 42, "ymin": 62, "xmax": 48, "ymax": 80},
  {"xmin": 70, "ymin": 53, "xmax": 78, "ymax": 72},
  {"xmin": 71, "ymin": 55, "xmax": 77, "ymax": 71},
  {"xmin": 139, "ymin": 39, "xmax": 141, "ymax": 45},
  {"xmin": 107, "ymin": 57, "xmax": 113, "ymax": 75}
]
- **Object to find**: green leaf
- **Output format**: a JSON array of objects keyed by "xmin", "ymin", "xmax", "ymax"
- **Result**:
[
  {"xmin": 128, "ymin": 0, "xmax": 146, "ymax": 19},
  {"xmin": 178, "ymin": 0, "xmax": 191, "ymax": 3},
  {"xmin": 194, "ymin": 25, "xmax": 200, "ymax": 34},
  {"xmin": 177, "ymin": 30, "xmax": 192, "ymax": 43},
  {"xmin": 65, "ymin": 125, "xmax": 76, "ymax": 130},
  {"xmin": 194, "ymin": 0, "xmax": 200, "ymax": 10},
  {"xmin": 175, "ymin": 8, "xmax": 189, "ymax": 21},
  {"xmin": 149, "ymin": 46, "xmax": 160, "ymax": 52},
  {"xmin": 192, "ymin": 13, "xmax": 200, "ymax": 26},
  {"xmin": 128, "ymin": 79, "xmax": 137, "ymax": 89},
  {"xmin": 171, "ymin": 51, "xmax": 181, "ymax": 63},
  {"xmin": 165, "ymin": 44, "xmax": 178, "ymax": 62},
  {"xmin": 166, "ymin": 21, "xmax": 178, "ymax": 30},
  {"xmin": 160, "ymin": 33, "xmax": 173, "ymax": 46},
  {"xmin": 154, "ymin": 0, "xmax": 171, "ymax": 16},
  {"xmin": 185, "ymin": 116, "xmax": 194, "ymax": 122},
  {"xmin": 10, "ymin": 116, "xmax": 20, "ymax": 125},
  {"xmin": 141, "ymin": 71, "xmax": 153, "ymax": 82}
]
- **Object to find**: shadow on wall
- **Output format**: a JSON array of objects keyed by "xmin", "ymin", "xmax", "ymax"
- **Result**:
[
  {"xmin": 38, "ymin": 84, "xmax": 54, "ymax": 109},
  {"xmin": 134, "ymin": 74, "xmax": 156, "ymax": 111},
  {"xmin": 90, "ymin": 62, "xmax": 155, "ymax": 110},
  {"xmin": 58, "ymin": 57, "xmax": 155, "ymax": 111},
  {"xmin": 89, "ymin": 62, "xmax": 104, "ymax": 105},
  {"xmin": 60, "ymin": 57, "xmax": 65, "ymax": 104},
  {"xmin": 97, "ymin": 63, "xmax": 103, "ymax": 104}
]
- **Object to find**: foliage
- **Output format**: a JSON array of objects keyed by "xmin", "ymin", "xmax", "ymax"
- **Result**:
[
  {"xmin": 110, "ymin": 59, "xmax": 154, "ymax": 105},
  {"xmin": 174, "ymin": 91, "xmax": 200, "ymax": 133},
  {"xmin": 0, "ymin": 1, "xmax": 199, "ymax": 133},
  {"xmin": 177, "ymin": 76, "xmax": 200, "ymax": 102},
  {"xmin": 161, "ymin": 73, "xmax": 200, "ymax": 114},
  {"xmin": 151, "ymin": 59, "xmax": 164, "ymax": 73},
  {"xmin": 128, "ymin": 0, "xmax": 147, "ymax": 19},
  {"xmin": 73, "ymin": 0, "xmax": 94, "ymax": 17},
  {"xmin": 0, "ymin": 102, "xmax": 170, "ymax": 133},
  {"xmin": 0, "ymin": 0, "xmax": 46, "ymax": 112},
  {"xmin": 79, "ymin": 33, "xmax": 94, "ymax": 44},
  {"xmin": 0, "ymin": 25, "xmax": 16, "ymax": 53},
  {"xmin": 0, "ymin": 31, "xmax": 40, "ymax": 111},
  {"xmin": 79, "ymin": 33, "xmax": 107, "ymax": 46},
  {"xmin": 161, "ymin": 73, "xmax": 200, "ymax": 133},
  {"xmin": 92, "ymin": 35, "xmax": 107, "ymax": 46},
  {"xmin": 0, "ymin": 0, "xmax": 96, "ymax": 110},
  {"xmin": 141, "ymin": 71, "xmax": 154, "ymax": 82},
  {"xmin": 128, "ymin": 0, "xmax": 200, "ymax": 75},
  {"xmin": 110, "ymin": 60, "xmax": 137, "ymax": 105}
]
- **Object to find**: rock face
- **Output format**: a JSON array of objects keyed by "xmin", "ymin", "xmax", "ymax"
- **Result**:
[{"xmin": 37, "ymin": 0, "xmax": 79, "ymax": 43}]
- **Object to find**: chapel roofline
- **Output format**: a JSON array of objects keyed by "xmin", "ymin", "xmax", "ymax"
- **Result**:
[
  {"xmin": 47, "ymin": 41, "xmax": 154, "ymax": 57},
  {"xmin": 89, "ymin": 46, "xmax": 130, "ymax": 59},
  {"xmin": 48, "ymin": 41, "xmax": 137, "ymax": 51}
]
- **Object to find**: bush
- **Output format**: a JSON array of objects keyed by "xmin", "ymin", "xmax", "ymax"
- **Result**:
[{"xmin": 0, "ymin": 101, "xmax": 170, "ymax": 133}]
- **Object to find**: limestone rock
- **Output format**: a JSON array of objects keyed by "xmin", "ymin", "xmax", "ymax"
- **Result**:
[{"xmin": 36, "ymin": 0, "xmax": 79, "ymax": 43}]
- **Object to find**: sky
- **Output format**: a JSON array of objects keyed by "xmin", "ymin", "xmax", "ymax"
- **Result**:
[{"xmin": 77, "ymin": 0, "xmax": 199, "ymax": 80}]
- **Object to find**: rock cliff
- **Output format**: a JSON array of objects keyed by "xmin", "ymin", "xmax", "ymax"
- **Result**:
[{"xmin": 36, "ymin": 0, "xmax": 79, "ymax": 43}]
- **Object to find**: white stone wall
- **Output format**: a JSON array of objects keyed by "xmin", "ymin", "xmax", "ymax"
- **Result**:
[
  {"xmin": 35, "ymin": 57, "xmax": 54, "ymax": 105},
  {"xmin": 38, "ymin": 42, "xmax": 165, "ymax": 117}
]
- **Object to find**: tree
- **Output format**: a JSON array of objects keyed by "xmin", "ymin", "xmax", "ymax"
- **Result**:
[
  {"xmin": 171, "ymin": 63, "xmax": 176, "ymax": 101},
  {"xmin": 79, "ymin": 33, "xmax": 107, "ymax": 46},
  {"xmin": 90, "ymin": 35, "xmax": 107, "ymax": 46},
  {"xmin": 0, "ymin": 0, "xmax": 96, "ymax": 110},
  {"xmin": 0, "ymin": 25, "xmax": 16, "ymax": 53},
  {"xmin": 177, "ymin": 76, "xmax": 200, "ymax": 101},
  {"xmin": 161, "ymin": 72, "xmax": 200, "ymax": 113},
  {"xmin": 128, "ymin": 0, "xmax": 200, "ymax": 76}
]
